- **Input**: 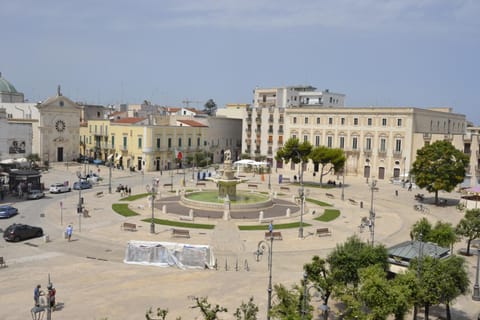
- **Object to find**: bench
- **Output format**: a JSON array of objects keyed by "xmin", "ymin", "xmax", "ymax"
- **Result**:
[
  {"xmin": 179, "ymin": 216, "xmax": 194, "ymax": 221},
  {"xmin": 196, "ymin": 182, "xmax": 206, "ymax": 187},
  {"xmin": 348, "ymin": 198, "xmax": 358, "ymax": 205},
  {"xmin": 0, "ymin": 256, "xmax": 6, "ymax": 268},
  {"xmin": 325, "ymin": 193, "xmax": 334, "ymax": 199},
  {"xmin": 172, "ymin": 228, "xmax": 190, "ymax": 238},
  {"xmin": 121, "ymin": 222, "xmax": 137, "ymax": 232},
  {"xmin": 163, "ymin": 183, "xmax": 173, "ymax": 187},
  {"xmin": 280, "ymin": 186, "xmax": 290, "ymax": 191},
  {"xmin": 316, "ymin": 228, "xmax": 332, "ymax": 237},
  {"xmin": 96, "ymin": 191, "xmax": 104, "ymax": 198},
  {"xmin": 282, "ymin": 177, "xmax": 291, "ymax": 182},
  {"xmin": 248, "ymin": 184, "xmax": 258, "ymax": 189},
  {"xmin": 265, "ymin": 231, "xmax": 283, "ymax": 240}
]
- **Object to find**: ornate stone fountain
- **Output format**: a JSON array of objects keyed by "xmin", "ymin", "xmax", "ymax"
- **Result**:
[{"xmin": 209, "ymin": 150, "xmax": 248, "ymax": 200}]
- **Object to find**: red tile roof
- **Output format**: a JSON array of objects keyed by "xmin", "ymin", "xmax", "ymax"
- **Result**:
[{"xmin": 177, "ymin": 119, "xmax": 208, "ymax": 127}]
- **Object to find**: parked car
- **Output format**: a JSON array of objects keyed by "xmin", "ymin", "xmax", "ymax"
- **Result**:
[
  {"xmin": 73, "ymin": 181, "xmax": 92, "ymax": 190},
  {"xmin": 27, "ymin": 189, "xmax": 45, "ymax": 200},
  {"xmin": 0, "ymin": 205, "xmax": 18, "ymax": 219},
  {"xmin": 49, "ymin": 183, "xmax": 71, "ymax": 193},
  {"xmin": 3, "ymin": 223, "xmax": 43, "ymax": 242}
]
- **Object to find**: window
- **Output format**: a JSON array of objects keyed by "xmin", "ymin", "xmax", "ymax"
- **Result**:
[
  {"xmin": 397, "ymin": 118, "xmax": 402, "ymax": 126},
  {"xmin": 395, "ymin": 139, "xmax": 402, "ymax": 152},
  {"xmin": 188, "ymin": 137, "xmax": 192, "ymax": 147},
  {"xmin": 339, "ymin": 136, "xmax": 345, "ymax": 149},
  {"xmin": 292, "ymin": 134, "xmax": 297, "ymax": 140},
  {"xmin": 304, "ymin": 117, "xmax": 308, "ymax": 124},
  {"xmin": 367, "ymin": 118, "xmax": 372, "ymax": 126},
  {"xmin": 168, "ymin": 138, "xmax": 172, "ymax": 148},
  {"xmin": 111, "ymin": 136, "xmax": 115, "ymax": 148},
  {"xmin": 382, "ymin": 118, "xmax": 387, "ymax": 126},
  {"xmin": 178, "ymin": 138, "xmax": 182, "ymax": 147},
  {"xmin": 293, "ymin": 117, "xmax": 297, "ymax": 124},
  {"xmin": 365, "ymin": 137, "xmax": 372, "ymax": 151},
  {"xmin": 316, "ymin": 117, "xmax": 320, "ymax": 124},
  {"xmin": 138, "ymin": 137, "xmax": 142, "ymax": 148},
  {"xmin": 341, "ymin": 118, "xmax": 345, "ymax": 125},
  {"xmin": 353, "ymin": 118, "xmax": 359, "ymax": 125},
  {"xmin": 352, "ymin": 137, "xmax": 358, "ymax": 150},
  {"xmin": 315, "ymin": 135, "xmax": 320, "ymax": 146},
  {"xmin": 380, "ymin": 138, "xmax": 386, "ymax": 152},
  {"xmin": 156, "ymin": 138, "xmax": 161, "ymax": 149},
  {"xmin": 123, "ymin": 136, "xmax": 127, "ymax": 149},
  {"xmin": 328, "ymin": 117, "xmax": 333, "ymax": 125},
  {"xmin": 327, "ymin": 136, "xmax": 333, "ymax": 148},
  {"xmin": 197, "ymin": 137, "xmax": 201, "ymax": 146},
  {"xmin": 304, "ymin": 135, "xmax": 308, "ymax": 142}
]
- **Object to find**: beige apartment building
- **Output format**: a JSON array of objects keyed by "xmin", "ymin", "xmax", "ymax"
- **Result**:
[
  {"xmin": 240, "ymin": 85, "xmax": 479, "ymax": 185},
  {"xmin": 81, "ymin": 118, "xmax": 208, "ymax": 172}
]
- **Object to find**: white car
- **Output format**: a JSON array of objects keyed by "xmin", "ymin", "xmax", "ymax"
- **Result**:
[
  {"xmin": 27, "ymin": 189, "xmax": 45, "ymax": 200},
  {"xmin": 49, "ymin": 183, "xmax": 71, "ymax": 193}
]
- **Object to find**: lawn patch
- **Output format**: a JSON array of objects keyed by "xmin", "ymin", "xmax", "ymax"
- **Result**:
[
  {"xmin": 314, "ymin": 209, "xmax": 340, "ymax": 222},
  {"xmin": 306, "ymin": 198, "xmax": 332, "ymax": 207},
  {"xmin": 119, "ymin": 193, "xmax": 150, "ymax": 201},
  {"xmin": 112, "ymin": 203, "xmax": 140, "ymax": 217}
]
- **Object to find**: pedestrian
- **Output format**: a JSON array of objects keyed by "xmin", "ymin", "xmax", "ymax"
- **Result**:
[
  {"xmin": 47, "ymin": 283, "xmax": 56, "ymax": 309},
  {"xmin": 34, "ymin": 284, "xmax": 41, "ymax": 306},
  {"xmin": 408, "ymin": 183, "xmax": 412, "ymax": 191},
  {"xmin": 395, "ymin": 190, "xmax": 398, "ymax": 197},
  {"xmin": 128, "ymin": 187, "xmax": 131, "ymax": 196},
  {"xmin": 66, "ymin": 224, "xmax": 73, "ymax": 241}
]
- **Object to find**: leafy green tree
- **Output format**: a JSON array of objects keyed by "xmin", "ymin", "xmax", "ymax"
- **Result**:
[
  {"xmin": 309, "ymin": 146, "xmax": 346, "ymax": 186},
  {"xmin": 327, "ymin": 235, "xmax": 388, "ymax": 287},
  {"xmin": 203, "ymin": 99, "xmax": 217, "ymax": 116},
  {"xmin": 358, "ymin": 265, "xmax": 412, "ymax": 320},
  {"xmin": 410, "ymin": 218, "xmax": 458, "ymax": 249},
  {"xmin": 234, "ymin": 297, "xmax": 258, "ymax": 320},
  {"xmin": 436, "ymin": 256, "xmax": 470, "ymax": 320},
  {"xmin": 429, "ymin": 221, "xmax": 458, "ymax": 249},
  {"xmin": 269, "ymin": 283, "xmax": 303, "ymax": 320},
  {"xmin": 410, "ymin": 217, "xmax": 432, "ymax": 241},
  {"xmin": 275, "ymin": 138, "xmax": 312, "ymax": 182},
  {"xmin": 410, "ymin": 140, "xmax": 469, "ymax": 205},
  {"xmin": 455, "ymin": 208, "xmax": 480, "ymax": 255},
  {"xmin": 190, "ymin": 296, "xmax": 228, "ymax": 320}
]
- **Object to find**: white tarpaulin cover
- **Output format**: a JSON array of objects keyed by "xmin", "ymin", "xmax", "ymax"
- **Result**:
[{"xmin": 124, "ymin": 240, "xmax": 215, "ymax": 270}]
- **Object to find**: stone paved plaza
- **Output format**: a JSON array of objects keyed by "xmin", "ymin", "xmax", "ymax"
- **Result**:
[{"xmin": 0, "ymin": 164, "xmax": 479, "ymax": 319}]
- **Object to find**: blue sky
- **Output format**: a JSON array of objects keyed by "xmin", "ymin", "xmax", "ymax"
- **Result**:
[{"xmin": 2, "ymin": 0, "xmax": 480, "ymax": 124}]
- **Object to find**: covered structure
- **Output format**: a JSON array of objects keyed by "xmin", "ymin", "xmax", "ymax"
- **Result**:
[
  {"xmin": 387, "ymin": 240, "xmax": 450, "ymax": 274},
  {"xmin": 124, "ymin": 240, "xmax": 215, "ymax": 269}
]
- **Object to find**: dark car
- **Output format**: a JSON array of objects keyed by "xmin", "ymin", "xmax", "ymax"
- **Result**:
[
  {"xmin": 0, "ymin": 205, "xmax": 18, "ymax": 219},
  {"xmin": 73, "ymin": 181, "xmax": 92, "ymax": 190},
  {"xmin": 3, "ymin": 223, "xmax": 43, "ymax": 242}
]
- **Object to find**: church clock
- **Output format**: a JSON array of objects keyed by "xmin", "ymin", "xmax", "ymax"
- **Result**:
[{"xmin": 55, "ymin": 120, "xmax": 66, "ymax": 132}]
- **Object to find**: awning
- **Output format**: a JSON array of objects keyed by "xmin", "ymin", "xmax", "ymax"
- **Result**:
[
  {"xmin": 116, "ymin": 155, "xmax": 122, "ymax": 161},
  {"xmin": 389, "ymin": 264, "xmax": 407, "ymax": 274},
  {"xmin": 107, "ymin": 154, "xmax": 114, "ymax": 161}
]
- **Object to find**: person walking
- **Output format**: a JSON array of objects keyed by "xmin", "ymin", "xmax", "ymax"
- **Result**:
[
  {"xmin": 34, "ymin": 284, "xmax": 41, "ymax": 306},
  {"xmin": 66, "ymin": 224, "xmax": 73, "ymax": 241},
  {"xmin": 47, "ymin": 283, "xmax": 56, "ymax": 309}
]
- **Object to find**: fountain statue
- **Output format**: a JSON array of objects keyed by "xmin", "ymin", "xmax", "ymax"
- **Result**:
[{"xmin": 209, "ymin": 150, "xmax": 247, "ymax": 200}]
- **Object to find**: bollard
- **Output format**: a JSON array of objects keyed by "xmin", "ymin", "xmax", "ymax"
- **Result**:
[{"xmin": 360, "ymin": 201, "xmax": 363, "ymax": 208}]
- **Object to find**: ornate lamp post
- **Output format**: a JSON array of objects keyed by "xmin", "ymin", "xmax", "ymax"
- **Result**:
[
  {"xmin": 473, "ymin": 247, "xmax": 480, "ymax": 300},
  {"xmin": 108, "ymin": 160, "xmax": 112, "ymax": 194},
  {"xmin": 292, "ymin": 149, "xmax": 305, "ymax": 238},
  {"xmin": 369, "ymin": 179, "xmax": 377, "ymax": 245},
  {"xmin": 301, "ymin": 272, "xmax": 329, "ymax": 320},
  {"xmin": 255, "ymin": 232, "xmax": 274, "ymax": 320},
  {"xmin": 76, "ymin": 171, "xmax": 83, "ymax": 232},
  {"xmin": 146, "ymin": 178, "xmax": 157, "ymax": 234},
  {"xmin": 341, "ymin": 168, "xmax": 345, "ymax": 201}
]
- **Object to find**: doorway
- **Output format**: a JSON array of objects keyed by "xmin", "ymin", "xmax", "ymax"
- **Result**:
[
  {"xmin": 57, "ymin": 147, "xmax": 64, "ymax": 162},
  {"xmin": 378, "ymin": 167, "xmax": 385, "ymax": 180}
]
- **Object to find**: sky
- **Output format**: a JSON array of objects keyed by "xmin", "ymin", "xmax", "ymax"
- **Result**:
[{"xmin": 2, "ymin": 0, "xmax": 479, "ymax": 124}]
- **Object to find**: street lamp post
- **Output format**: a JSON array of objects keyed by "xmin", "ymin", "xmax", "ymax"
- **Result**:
[
  {"xmin": 472, "ymin": 247, "xmax": 480, "ymax": 300},
  {"xmin": 413, "ymin": 233, "xmax": 424, "ymax": 320},
  {"xmin": 301, "ymin": 272, "xmax": 329, "ymax": 320},
  {"xmin": 76, "ymin": 171, "xmax": 83, "ymax": 232},
  {"xmin": 108, "ymin": 161, "xmax": 112, "ymax": 194},
  {"xmin": 268, "ymin": 164, "xmax": 271, "ymax": 191},
  {"xmin": 369, "ymin": 179, "xmax": 377, "ymax": 245},
  {"xmin": 255, "ymin": 234, "xmax": 274, "ymax": 320},
  {"xmin": 146, "ymin": 178, "xmax": 157, "ymax": 234},
  {"xmin": 293, "ymin": 149, "xmax": 305, "ymax": 239},
  {"xmin": 341, "ymin": 169, "xmax": 345, "ymax": 201}
]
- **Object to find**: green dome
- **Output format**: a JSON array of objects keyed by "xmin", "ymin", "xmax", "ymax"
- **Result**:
[{"xmin": 0, "ymin": 73, "xmax": 18, "ymax": 93}]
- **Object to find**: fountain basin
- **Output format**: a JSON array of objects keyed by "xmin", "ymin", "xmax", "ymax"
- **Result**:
[{"xmin": 181, "ymin": 190, "xmax": 273, "ymax": 211}]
